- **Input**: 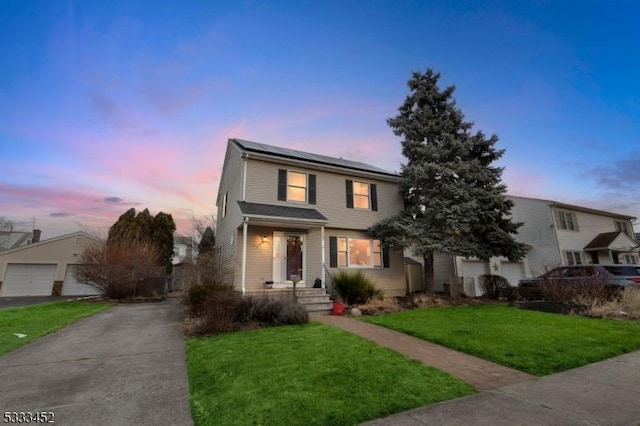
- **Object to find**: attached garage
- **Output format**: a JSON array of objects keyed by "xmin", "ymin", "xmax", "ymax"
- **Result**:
[
  {"xmin": 61, "ymin": 265, "xmax": 100, "ymax": 296},
  {"xmin": 501, "ymin": 261, "xmax": 526, "ymax": 287},
  {"xmin": 1, "ymin": 263, "xmax": 56, "ymax": 296},
  {"xmin": 460, "ymin": 260, "xmax": 490, "ymax": 296}
]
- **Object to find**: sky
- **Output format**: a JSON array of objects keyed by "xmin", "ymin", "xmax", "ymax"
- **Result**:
[{"xmin": 1, "ymin": 0, "xmax": 639, "ymax": 239}]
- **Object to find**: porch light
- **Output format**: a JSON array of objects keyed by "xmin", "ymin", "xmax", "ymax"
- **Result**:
[{"xmin": 262, "ymin": 234, "xmax": 268, "ymax": 243}]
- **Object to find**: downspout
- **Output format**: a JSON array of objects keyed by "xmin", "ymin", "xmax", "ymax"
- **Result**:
[
  {"xmin": 241, "ymin": 153, "xmax": 248, "ymax": 201},
  {"xmin": 241, "ymin": 217, "xmax": 248, "ymax": 296},
  {"xmin": 320, "ymin": 225, "xmax": 325, "ymax": 288}
]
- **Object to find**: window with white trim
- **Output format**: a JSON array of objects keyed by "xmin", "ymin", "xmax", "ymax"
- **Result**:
[
  {"xmin": 557, "ymin": 210, "xmax": 578, "ymax": 231},
  {"xmin": 614, "ymin": 220, "xmax": 631, "ymax": 236},
  {"xmin": 353, "ymin": 181, "xmax": 370, "ymax": 209},
  {"xmin": 221, "ymin": 192, "xmax": 227, "ymax": 219},
  {"xmin": 565, "ymin": 250, "xmax": 583, "ymax": 265},
  {"xmin": 336, "ymin": 237, "xmax": 382, "ymax": 268},
  {"xmin": 278, "ymin": 169, "xmax": 316, "ymax": 204},
  {"xmin": 287, "ymin": 171, "xmax": 307, "ymax": 203}
]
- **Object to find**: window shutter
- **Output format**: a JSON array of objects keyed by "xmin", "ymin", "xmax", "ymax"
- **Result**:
[
  {"xmin": 329, "ymin": 236, "xmax": 338, "ymax": 267},
  {"xmin": 370, "ymin": 184, "xmax": 378, "ymax": 211},
  {"xmin": 345, "ymin": 180, "xmax": 354, "ymax": 209},
  {"xmin": 382, "ymin": 244, "xmax": 390, "ymax": 268},
  {"xmin": 308, "ymin": 174, "xmax": 316, "ymax": 205},
  {"xmin": 572, "ymin": 212, "xmax": 579, "ymax": 232},
  {"xmin": 277, "ymin": 169, "xmax": 287, "ymax": 201}
]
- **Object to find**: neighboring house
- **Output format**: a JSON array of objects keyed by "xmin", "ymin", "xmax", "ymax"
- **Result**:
[
  {"xmin": 0, "ymin": 231, "xmax": 102, "ymax": 297},
  {"xmin": 0, "ymin": 229, "xmax": 41, "ymax": 251},
  {"xmin": 215, "ymin": 139, "xmax": 406, "ymax": 296},
  {"xmin": 172, "ymin": 235, "xmax": 194, "ymax": 265},
  {"xmin": 441, "ymin": 195, "xmax": 639, "ymax": 295}
]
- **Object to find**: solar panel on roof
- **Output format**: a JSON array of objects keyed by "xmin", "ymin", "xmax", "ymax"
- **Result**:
[{"xmin": 233, "ymin": 138, "xmax": 397, "ymax": 176}]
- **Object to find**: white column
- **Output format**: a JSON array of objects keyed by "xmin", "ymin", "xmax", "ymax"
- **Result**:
[
  {"xmin": 320, "ymin": 225, "xmax": 325, "ymax": 288},
  {"xmin": 241, "ymin": 218, "xmax": 248, "ymax": 296}
]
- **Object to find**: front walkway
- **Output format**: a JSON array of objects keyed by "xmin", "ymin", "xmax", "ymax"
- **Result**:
[
  {"xmin": 0, "ymin": 298, "xmax": 193, "ymax": 426},
  {"xmin": 316, "ymin": 315, "xmax": 534, "ymax": 391}
]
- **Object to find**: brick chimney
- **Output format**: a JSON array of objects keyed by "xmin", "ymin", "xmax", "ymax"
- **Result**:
[{"xmin": 32, "ymin": 229, "xmax": 41, "ymax": 243}]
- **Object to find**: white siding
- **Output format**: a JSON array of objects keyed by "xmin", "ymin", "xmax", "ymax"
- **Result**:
[
  {"xmin": 507, "ymin": 196, "xmax": 562, "ymax": 275},
  {"xmin": 554, "ymin": 207, "xmax": 635, "ymax": 263}
]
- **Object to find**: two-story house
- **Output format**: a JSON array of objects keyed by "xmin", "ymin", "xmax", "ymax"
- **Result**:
[
  {"xmin": 508, "ymin": 195, "xmax": 638, "ymax": 272},
  {"xmin": 215, "ymin": 139, "xmax": 406, "ymax": 296},
  {"xmin": 447, "ymin": 195, "xmax": 639, "ymax": 295}
]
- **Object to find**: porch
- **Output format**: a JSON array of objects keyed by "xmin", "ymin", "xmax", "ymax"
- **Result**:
[
  {"xmin": 584, "ymin": 231, "xmax": 640, "ymax": 264},
  {"xmin": 236, "ymin": 201, "xmax": 329, "ymax": 294}
]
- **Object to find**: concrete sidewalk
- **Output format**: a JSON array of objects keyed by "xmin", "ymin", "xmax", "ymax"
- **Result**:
[
  {"xmin": 365, "ymin": 350, "xmax": 640, "ymax": 425},
  {"xmin": 0, "ymin": 299, "xmax": 193, "ymax": 425},
  {"xmin": 316, "ymin": 315, "xmax": 640, "ymax": 425}
]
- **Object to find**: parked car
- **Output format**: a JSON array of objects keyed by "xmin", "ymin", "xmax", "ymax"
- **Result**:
[{"xmin": 518, "ymin": 265, "xmax": 640, "ymax": 301}]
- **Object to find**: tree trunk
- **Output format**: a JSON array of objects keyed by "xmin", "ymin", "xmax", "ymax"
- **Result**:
[{"xmin": 423, "ymin": 251, "xmax": 435, "ymax": 293}]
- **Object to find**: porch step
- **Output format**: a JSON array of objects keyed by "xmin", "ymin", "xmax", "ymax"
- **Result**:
[{"xmin": 294, "ymin": 288, "xmax": 333, "ymax": 316}]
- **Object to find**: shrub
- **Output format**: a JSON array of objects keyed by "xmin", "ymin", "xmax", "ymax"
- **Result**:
[
  {"xmin": 332, "ymin": 270, "xmax": 383, "ymax": 305},
  {"xmin": 539, "ymin": 275, "xmax": 610, "ymax": 303},
  {"xmin": 275, "ymin": 303, "xmax": 309, "ymax": 325},
  {"xmin": 184, "ymin": 283, "xmax": 233, "ymax": 317},
  {"xmin": 356, "ymin": 297, "xmax": 401, "ymax": 315},
  {"xmin": 479, "ymin": 275, "xmax": 516, "ymax": 300},
  {"xmin": 579, "ymin": 287, "xmax": 640, "ymax": 320},
  {"xmin": 248, "ymin": 297, "xmax": 285, "ymax": 324},
  {"xmin": 190, "ymin": 290, "xmax": 241, "ymax": 335},
  {"xmin": 184, "ymin": 291, "xmax": 309, "ymax": 336}
]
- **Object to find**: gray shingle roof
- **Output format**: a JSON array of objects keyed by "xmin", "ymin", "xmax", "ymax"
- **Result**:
[
  {"xmin": 237, "ymin": 202, "xmax": 328, "ymax": 222},
  {"xmin": 231, "ymin": 138, "xmax": 398, "ymax": 177},
  {"xmin": 584, "ymin": 232, "xmax": 623, "ymax": 250}
]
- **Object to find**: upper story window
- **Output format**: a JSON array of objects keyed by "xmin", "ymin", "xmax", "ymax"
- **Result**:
[
  {"xmin": 557, "ymin": 210, "xmax": 578, "ymax": 231},
  {"xmin": 278, "ymin": 169, "xmax": 316, "ymax": 204},
  {"xmin": 346, "ymin": 180, "xmax": 378, "ymax": 211},
  {"xmin": 221, "ymin": 192, "xmax": 228, "ymax": 219},
  {"xmin": 332, "ymin": 237, "xmax": 385, "ymax": 268},
  {"xmin": 614, "ymin": 220, "xmax": 632, "ymax": 236},
  {"xmin": 287, "ymin": 171, "xmax": 307, "ymax": 203}
]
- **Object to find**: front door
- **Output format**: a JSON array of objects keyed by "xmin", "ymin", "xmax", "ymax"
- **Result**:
[{"xmin": 272, "ymin": 232, "xmax": 305, "ymax": 287}]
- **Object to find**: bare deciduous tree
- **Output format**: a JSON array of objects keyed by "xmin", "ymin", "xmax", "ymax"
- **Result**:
[{"xmin": 74, "ymin": 238, "xmax": 163, "ymax": 299}]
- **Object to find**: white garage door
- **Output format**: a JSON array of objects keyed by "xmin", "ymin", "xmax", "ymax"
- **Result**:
[
  {"xmin": 2, "ymin": 264, "xmax": 56, "ymax": 296},
  {"xmin": 461, "ymin": 261, "xmax": 490, "ymax": 296},
  {"xmin": 501, "ymin": 262, "xmax": 526, "ymax": 287},
  {"xmin": 62, "ymin": 265, "xmax": 100, "ymax": 296}
]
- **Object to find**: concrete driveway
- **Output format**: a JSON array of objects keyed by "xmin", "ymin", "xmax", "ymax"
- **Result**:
[{"xmin": 0, "ymin": 298, "xmax": 193, "ymax": 425}]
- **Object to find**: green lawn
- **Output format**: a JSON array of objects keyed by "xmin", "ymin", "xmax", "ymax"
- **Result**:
[
  {"xmin": 187, "ymin": 322, "xmax": 475, "ymax": 426},
  {"xmin": 0, "ymin": 301, "xmax": 112, "ymax": 356},
  {"xmin": 363, "ymin": 304, "xmax": 640, "ymax": 376}
]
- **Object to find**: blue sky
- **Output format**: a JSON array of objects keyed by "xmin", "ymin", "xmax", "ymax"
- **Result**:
[{"xmin": 1, "ymin": 1, "xmax": 639, "ymax": 238}]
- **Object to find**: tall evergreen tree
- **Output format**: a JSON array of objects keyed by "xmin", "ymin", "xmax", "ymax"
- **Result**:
[
  {"xmin": 108, "ymin": 208, "xmax": 176, "ymax": 274},
  {"xmin": 368, "ymin": 69, "xmax": 525, "ymax": 292},
  {"xmin": 197, "ymin": 226, "xmax": 216, "ymax": 255},
  {"xmin": 152, "ymin": 211, "xmax": 176, "ymax": 273}
]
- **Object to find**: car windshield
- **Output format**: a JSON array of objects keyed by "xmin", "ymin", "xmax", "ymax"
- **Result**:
[{"xmin": 602, "ymin": 265, "xmax": 640, "ymax": 276}]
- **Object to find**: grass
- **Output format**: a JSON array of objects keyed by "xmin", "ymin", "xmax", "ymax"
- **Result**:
[
  {"xmin": 186, "ymin": 322, "xmax": 475, "ymax": 425},
  {"xmin": 0, "ymin": 301, "xmax": 113, "ymax": 356},
  {"xmin": 363, "ymin": 304, "xmax": 640, "ymax": 376}
]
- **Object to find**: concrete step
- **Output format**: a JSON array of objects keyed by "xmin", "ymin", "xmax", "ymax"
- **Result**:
[
  {"xmin": 309, "ymin": 309, "xmax": 332, "ymax": 317},
  {"xmin": 296, "ymin": 295, "xmax": 332, "ymax": 304},
  {"xmin": 302, "ymin": 302, "xmax": 333, "ymax": 312}
]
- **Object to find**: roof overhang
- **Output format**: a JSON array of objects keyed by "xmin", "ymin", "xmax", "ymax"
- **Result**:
[
  {"xmin": 584, "ymin": 232, "xmax": 640, "ymax": 252},
  {"xmin": 237, "ymin": 202, "xmax": 328, "ymax": 229}
]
